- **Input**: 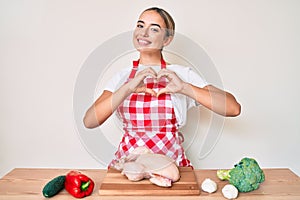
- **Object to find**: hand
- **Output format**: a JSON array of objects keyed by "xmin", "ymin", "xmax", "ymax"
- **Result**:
[
  {"xmin": 156, "ymin": 68, "xmax": 185, "ymax": 96},
  {"xmin": 126, "ymin": 67, "xmax": 157, "ymax": 96}
]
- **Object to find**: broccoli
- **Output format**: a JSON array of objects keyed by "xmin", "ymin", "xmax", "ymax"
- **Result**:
[{"xmin": 217, "ymin": 157, "xmax": 265, "ymax": 192}]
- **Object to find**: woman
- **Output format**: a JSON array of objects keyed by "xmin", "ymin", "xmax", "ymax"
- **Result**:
[{"xmin": 83, "ymin": 7, "xmax": 241, "ymax": 167}]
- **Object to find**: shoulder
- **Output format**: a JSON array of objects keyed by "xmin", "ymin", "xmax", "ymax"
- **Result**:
[
  {"xmin": 167, "ymin": 64, "xmax": 191, "ymax": 75},
  {"xmin": 167, "ymin": 64, "xmax": 189, "ymax": 71},
  {"xmin": 167, "ymin": 64, "xmax": 209, "ymax": 87},
  {"xmin": 167, "ymin": 64, "xmax": 196, "ymax": 78},
  {"xmin": 110, "ymin": 66, "xmax": 132, "ymax": 80},
  {"xmin": 104, "ymin": 66, "xmax": 131, "ymax": 92}
]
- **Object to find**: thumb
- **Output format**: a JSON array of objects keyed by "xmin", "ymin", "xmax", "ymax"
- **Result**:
[
  {"xmin": 135, "ymin": 87, "xmax": 157, "ymax": 96},
  {"xmin": 156, "ymin": 88, "xmax": 169, "ymax": 97},
  {"xmin": 144, "ymin": 88, "xmax": 157, "ymax": 96}
]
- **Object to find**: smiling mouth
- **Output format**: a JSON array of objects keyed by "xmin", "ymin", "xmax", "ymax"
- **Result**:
[{"xmin": 137, "ymin": 39, "xmax": 151, "ymax": 46}]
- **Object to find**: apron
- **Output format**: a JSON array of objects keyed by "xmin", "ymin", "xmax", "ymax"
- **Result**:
[{"xmin": 109, "ymin": 58, "xmax": 191, "ymax": 167}]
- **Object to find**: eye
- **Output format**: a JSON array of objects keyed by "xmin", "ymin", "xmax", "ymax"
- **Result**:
[
  {"xmin": 137, "ymin": 24, "xmax": 144, "ymax": 28},
  {"xmin": 150, "ymin": 27, "xmax": 159, "ymax": 32}
]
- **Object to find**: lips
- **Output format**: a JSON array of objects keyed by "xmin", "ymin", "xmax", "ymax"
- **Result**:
[{"xmin": 137, "ymin": 38, "xmax": 151, "ymax": 46}]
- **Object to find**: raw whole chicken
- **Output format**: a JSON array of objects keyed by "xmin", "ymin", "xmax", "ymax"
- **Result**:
[{"xmin": 113, "ymin": 147, "xmax": 180, "ymax": 187}]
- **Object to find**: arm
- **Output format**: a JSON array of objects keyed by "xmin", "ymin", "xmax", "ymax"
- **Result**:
[
  {"xmin": 83, "ymin": 67, "xmax": 158, "ymax": 128},
  {"xmin": 157, "ymin": 69, "xmax": 241, "ymax": 117},
  {"xmin": 182, "ymin": 84, "xmax": 241, "ymax": 117},
  {"xmin": 83, "ymin": 86, "xmax": 131, "ymax": 129}
]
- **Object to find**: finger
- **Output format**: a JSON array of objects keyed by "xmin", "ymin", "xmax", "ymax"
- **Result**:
[
  {"xmin": 134, "ymin": 87, "xmax": 146, "ymax": 93},
  {"xmin": 135, "ymin": 87, "xmax": 157, "ymax": 96},
  {"xmin": 134, "ymin": 72, "xmax": 156, "ymax": 85},
  {"xmin": 157, "ymin": 68, "xmax": 167, "ymax": 76},
  {"xmin": 147, "ymin": 67, "xmax": 157, "ymax": 75},
  {"xmin": 139, "ymin": 67, "xmax": 157, "ymax": 77},
  {"xmin": 157, "ymin": 69, "xmax": 172, "ymax": 80},
  {"xmin": 144, "ymin": 88, "xmax": 157, "ymax": 96},
  {"xmin": 156, "ymin": 88, "xmax": 169, "ymax": 97}
]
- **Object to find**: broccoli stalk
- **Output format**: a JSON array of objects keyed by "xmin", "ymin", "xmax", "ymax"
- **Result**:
[
  {"xmin": 217, "ymin": 169, "xmax": 231, "ymax": 181},
  {"xmin": 217, "ymin": 157, "xmax": 265, "ymax": 192}
]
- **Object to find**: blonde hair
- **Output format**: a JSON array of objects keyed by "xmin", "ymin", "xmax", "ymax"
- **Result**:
[{"xmin": 142, "ymin": 7, "xmax": 175, "ymax": 37}]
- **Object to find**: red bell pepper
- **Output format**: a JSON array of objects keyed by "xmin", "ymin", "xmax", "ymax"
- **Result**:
[{"xmin": 65, "ymin": 171, "xmax": 95, "ymax": 198}]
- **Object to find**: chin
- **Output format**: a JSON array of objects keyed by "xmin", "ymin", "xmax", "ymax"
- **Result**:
[{"xmin": 136, "ymin": 46, "xmax": 160, "ymax": 53}]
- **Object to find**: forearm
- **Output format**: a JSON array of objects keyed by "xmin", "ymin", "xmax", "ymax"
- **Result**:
[
  {"xmin": 181, "ymin": 83, "xmax": 241, "ymax": 117},
  {"xmin": 83, "ymin": 84, "xmax": 132, "ymax": 128},
  {"xmin": 84, "ymin": 67, "xmax": 159, "ymax": 128}
]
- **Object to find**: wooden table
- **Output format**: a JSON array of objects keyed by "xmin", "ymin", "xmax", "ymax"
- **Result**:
[{"xmin": 0, "ymin": 168, "xmax": 299, "ymax": 199}]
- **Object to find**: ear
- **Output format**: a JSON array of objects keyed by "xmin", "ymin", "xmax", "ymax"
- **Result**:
[{"xmin": 163, "ymin": 36, "xmax": 174, "ymax": 47}]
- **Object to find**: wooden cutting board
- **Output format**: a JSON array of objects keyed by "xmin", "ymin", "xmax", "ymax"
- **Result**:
[{"xmin": 99, "ymin": 167, "xmax": 200, "ymax": 196}]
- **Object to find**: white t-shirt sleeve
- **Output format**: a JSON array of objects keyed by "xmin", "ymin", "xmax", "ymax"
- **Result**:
[
  {"xmin": 185, "ymin": 67, "xmax": 210, "ymax": 108},
  {"xmin": 103, "ymin": 67, "xmax": 131, "ymax": 92},
  {"xmin": 187, "ymin": 68, "xmax": 209, "ymax": 88}
]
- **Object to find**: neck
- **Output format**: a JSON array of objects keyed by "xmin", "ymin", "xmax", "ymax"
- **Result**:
[{"xmin": 138, "ymin": 51, "xmax": 162, "ymax": 66}]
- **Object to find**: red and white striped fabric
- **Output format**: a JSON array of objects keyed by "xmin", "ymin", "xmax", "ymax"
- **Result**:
[{"xmin": 110, "ymin": 58, "xmax": 191, "ymax": 167}]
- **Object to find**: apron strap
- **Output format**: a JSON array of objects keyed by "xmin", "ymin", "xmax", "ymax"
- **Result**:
[{"xmin": 129, "ymin": 58, "xmax": 166, "ymax": 79}]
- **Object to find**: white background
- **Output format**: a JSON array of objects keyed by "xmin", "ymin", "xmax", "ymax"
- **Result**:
[{"xmin": 1, "ymin": 0, "xmax": 299, "ymax": 178}]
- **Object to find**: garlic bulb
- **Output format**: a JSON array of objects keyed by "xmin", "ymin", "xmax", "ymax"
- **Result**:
[
  {"xmin": 201, "ymin": 178, "xmax": 217, "ymax": 193},
  {"xmin": 222, "ymin": 184, "xmax": 239, "ymax": 199}
]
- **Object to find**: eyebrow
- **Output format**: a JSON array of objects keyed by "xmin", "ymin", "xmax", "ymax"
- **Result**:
[{"xmin": 137, "ymin": 20, "xmax": 161, "ymax": 29}]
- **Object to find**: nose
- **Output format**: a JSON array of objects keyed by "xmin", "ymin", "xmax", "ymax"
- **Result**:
[{"xmin": 140, "ymin": 27, "xmax": 149, "ymax": 37}]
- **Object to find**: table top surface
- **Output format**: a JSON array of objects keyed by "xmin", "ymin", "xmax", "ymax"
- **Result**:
[{"xmin": 0, "ymin": 168, "xmax": 300, "ymax": 200}]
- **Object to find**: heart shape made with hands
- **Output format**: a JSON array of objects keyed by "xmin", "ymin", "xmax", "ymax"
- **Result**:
[
  {"xmin": 139, "ymin": 76, "xmax": 172, "ymax": 97},
  {"xmin": 133, "ymin": 68, "xmax": 182, "ymax": 97}
]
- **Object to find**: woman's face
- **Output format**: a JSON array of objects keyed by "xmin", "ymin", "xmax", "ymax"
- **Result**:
[{"xmin": 133, "ymin": 10, "xmax": 171, "ymax": 53}]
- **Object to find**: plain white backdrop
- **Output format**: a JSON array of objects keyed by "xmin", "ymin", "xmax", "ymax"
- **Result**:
[{"xmin": 1, "ymin": 0, "xmax": 299, "ymax": 178}]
